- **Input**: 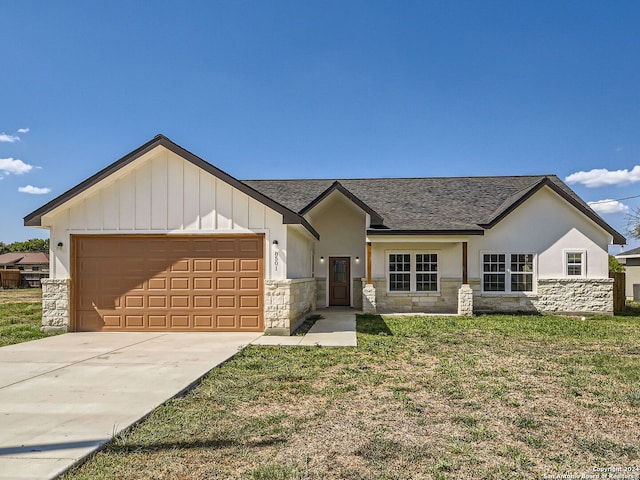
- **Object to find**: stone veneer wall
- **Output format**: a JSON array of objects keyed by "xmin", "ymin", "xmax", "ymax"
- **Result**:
[
  {"xmin": 315, "ymin": 278, "xmax": 327, "ymax": 308},
  {"xmin": 41, "ymin": 278, "xmax": 71, "ymax": 333},
  {"xmin": 264, "ymin": 278, "xmax": 316, "ymax": 335},
  {"xmin": 366, "ymin": 278, "xmax": 460, "ymax": 314},
  {"xmin": 471, "ymin": 278, "xmax": 614, "ymax": 315}
]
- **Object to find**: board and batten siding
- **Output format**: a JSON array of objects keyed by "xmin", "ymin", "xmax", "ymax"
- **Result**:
[{"xmin": 44, "ymin": 148, "xmax": 287, "ymax": 280}]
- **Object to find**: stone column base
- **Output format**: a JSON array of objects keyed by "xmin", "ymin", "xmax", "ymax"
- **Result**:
[
  {"xmin": 41, "ymin": 278, "xmax": 71, "ymax": 333},
  {"xmin": 457, "ymin": 284, "xmax": 473, "ymax": 316},
  {"xmin": 362, "ymin": 283, "xmax": 377, "ymax": 314}
]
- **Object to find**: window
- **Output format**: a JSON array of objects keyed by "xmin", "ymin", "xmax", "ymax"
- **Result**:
[
  {"xmin": 388, "ymin": 253, "xmax": 438, "ymax": 292},
  {"xmin": 566, "ymin": 251, "xmax": 584, "ymax": 277},
  {"xmin": 389, "ymin": 254, "xmax": 411, "ymax": 291},
  {"xmin": 416, "ymin": 254, "xmax": 438, "ymax": 291},
  {"xmin": 482, "ymin": 253, "xmax": 534, "ymax": 293}
]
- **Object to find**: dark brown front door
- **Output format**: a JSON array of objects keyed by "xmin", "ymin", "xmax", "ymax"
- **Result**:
[{"xmin": 329, "ymin": 257, "xmax": 350, "ymax": 306}]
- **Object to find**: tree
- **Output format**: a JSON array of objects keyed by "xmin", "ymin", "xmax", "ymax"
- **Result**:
[
  {"xmin": 0, "ymin": 238, "xmax": 50, "ymax": 253},
  {"xmin": 609, "ymin": 254, "xmax": 625, "ymax": 273},
  {"xmin": 625, "ymin": 206, "xmax": 640, "ymax": 241}
]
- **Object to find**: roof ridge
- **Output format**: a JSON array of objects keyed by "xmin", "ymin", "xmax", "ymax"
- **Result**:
[{"xmin": 244, "ymin": 174, "xmax": 554, "ymax": 182}]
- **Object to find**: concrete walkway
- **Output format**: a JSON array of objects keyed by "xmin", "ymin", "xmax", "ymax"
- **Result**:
[
  {"xmin": 0, "ymin": 332, "xmax": 261, "ymax": 480},
  {"xmin": 252, "ymin": 309, "xmax": 358, "ymax": 347}
]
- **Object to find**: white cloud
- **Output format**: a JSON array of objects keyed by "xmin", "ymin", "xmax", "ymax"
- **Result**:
[
  {"xmin": 588, "ymin": 199, "xmax": 629, "ymax": 215},
  {"xmin": 18, "ymin": 185, "xmax": 51, "ymax": 195},
  {"xmin": 565, "ymin": 166, "xmax": 640, "ymax": 188},
  {"xmin": 0, "ymin": 157, "xmax": 33, "ymax": 175},
  {"xmin": 0, "ymin": 133, "xmax": 20, "ymax": 143},
  {"xmin": 17, "ymin": 128, "xmax": 29, "ymax": 134}
]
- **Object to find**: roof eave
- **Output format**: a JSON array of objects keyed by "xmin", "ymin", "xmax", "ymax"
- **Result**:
[{"xmin": 367, "ymin": 229, "xmax": 484, "ymax": 236}]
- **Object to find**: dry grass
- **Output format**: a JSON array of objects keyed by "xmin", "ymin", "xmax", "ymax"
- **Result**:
[
  {"xmin": 62, "ymin": 314, "xmax": 640, "ymax": 480},
  {"xmin": 0, "ymin": 287, "xmax": 42, "ymax": 304}
]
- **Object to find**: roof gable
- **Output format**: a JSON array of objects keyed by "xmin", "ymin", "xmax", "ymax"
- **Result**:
[
  {"xmin": 299, "ymin": 181, "xmax": 384, "ymax": 225},
  {"xmin": 24, "ymin": 135, "xmax": 319, "ymax": 239}
]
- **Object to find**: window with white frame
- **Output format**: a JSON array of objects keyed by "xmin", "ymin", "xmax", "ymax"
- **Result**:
[
  {"xmin": 565, "ymin": 251, "xmax": 585, "ymax": 277},
  {"xmin": 482, "ymin": 253, "xmax": 534, "ymax": 293},
  {"xmin": 388, "ymin": 253, "xmax": 438, "ymax": 292}
]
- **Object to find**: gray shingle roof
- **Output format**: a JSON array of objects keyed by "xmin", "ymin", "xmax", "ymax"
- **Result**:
[{"xmin": 244, "ymin": 175, "xmax": 624, "ymax": 243}]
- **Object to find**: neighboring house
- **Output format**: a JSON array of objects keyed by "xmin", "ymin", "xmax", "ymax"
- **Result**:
[
  {"xmin": 615, "ymin": 247, "xmax": 640, "ymax": 300},
  {"xmin": 0, "ymin": 252, "xmax": 50, "ymax": 287},
  {"xmin": 25, "ymin": 135, "xmax": 625, "ymax": 334}
]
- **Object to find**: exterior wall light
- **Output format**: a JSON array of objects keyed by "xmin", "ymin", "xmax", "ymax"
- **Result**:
[
  {"xmin": 272, "ymin": 240, "xmax": 279, "ymax": 251},
  {"xmin": 355, "ymin": 256, "xmax": 360, "ymax": 262},
  {"xmin": 57, "ymin": 242, "xmax": 63, "ymax": 248},
  {"xmin": 320, "ymin": 256, "xmax": 324, "ymax": 262}
]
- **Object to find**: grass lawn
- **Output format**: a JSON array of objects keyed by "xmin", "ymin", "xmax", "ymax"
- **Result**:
[
  {"xmin": 61, "ymin": 313, "xmax": 640, "ymax": 480},
  {"xmin": 0, "ymin": 288, "xmax": 55, "ymax": 347}
]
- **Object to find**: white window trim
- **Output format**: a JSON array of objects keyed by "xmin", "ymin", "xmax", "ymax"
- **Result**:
[
  {"xmin": 386, "ymin": 251, "xmax": 440, "ymax": 294},
  {"xmin": 480, "ymin": 251, "xmax": 537, "ymax": 294},
  {"xmin": 563, "ymin": 249, "xmax": 587, "ymax": 278}
]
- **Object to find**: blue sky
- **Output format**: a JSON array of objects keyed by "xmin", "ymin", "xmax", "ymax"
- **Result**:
[{"xmin": 2, "ymin": 1, "xmax": 639, "ymax": 251}]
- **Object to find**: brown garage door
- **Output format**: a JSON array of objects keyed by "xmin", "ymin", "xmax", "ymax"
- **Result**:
[{"xmin": 72, "ymin": 235, "xmax": 264, "ymax": 332}]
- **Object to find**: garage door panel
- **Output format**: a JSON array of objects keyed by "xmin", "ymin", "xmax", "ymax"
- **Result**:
[
  {"xmin": 103, "ymin": 315, "xmax": 123, "ymax": 328},
  {"xmin": 216, "ymin": 259, "xmax": 236, "ymax": 272},
  {"xmin": 194, "ymin": 315, "xmax": 213, "ymax": 328},
  {"xmin": 240, "ymin": 315, "xmax": 260, "ymax": 328},
  {"xmin": 149, "ymin": 315, "xmax": 168, "ymax": 328},
  {"xmin": 170, "ymin": 315, "xmax": 190, "ymax": 328},
  {"xmin": 73, "ymin": 235, "xmax": 263, "ymax": 332},
  {"xmin": 240, "ymin": 259, "xmax": 260, "ymax": 272},
  {"xmin": 170, "ymin": 277, "xmax": 190, "ymax": 289},
  {"xmin": 148, "ymin": 278, "xmax": 167, "ymax": 290},
  {"xmin": 216, "ymin": 315, "xmax": 236, "ymax": 328},
  {"xmin": 240, "ymin": 295, "xmax": 259, "ymax": 308},
  {"xmin": 125, "ymin": 315, "xmax": 144, "ymax": 328},
  {"xmin": 216, "ymin": 295, "xmax": 236, "ymax": 308},
  {"xmin": 194, "ymin": 277, "xmax": 212, "ymax": 290},
  {"xmin": 239, "ymin": 277, "xmax": 259, "ymax": 290},
  {"xmin": 170, "ymin": 296, "xmax": 190, "ymax": 308},
  {"xmin": 216, "ymin": 277, "xmax": 235, "ymax": 289},
  {"xmin": 194, "ymin": 296, "xmax": 212, "ymax": 308},
  {"xmin": 193, "ymin": 259, "xmax": 213, "ymax": 272}
]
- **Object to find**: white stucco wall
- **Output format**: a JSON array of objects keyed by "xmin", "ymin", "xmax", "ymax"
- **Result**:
[
  {"xmin": 42, "ymin": 146, "xmax": 288, "ymax": 280},
  {"xmin": 306, "ymin": 190, "xmax": 366, "ymax": 281},
  {"xmin": 286, "ymin": 227, "xmax": 313, "ymax": 279},
  {"xmin": 468, "ymin": 187, "xmax": 611, "ymax": 280},
  {"xmin": 304, "ymin": 190, "xmax": 367, "ymax": 307}
]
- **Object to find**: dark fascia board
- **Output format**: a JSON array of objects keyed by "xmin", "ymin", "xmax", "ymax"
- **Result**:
[
  {"xmin": 479, "ymin": 177, "xmax": 626, "ymax": 245},
  {"xmin": 367, "ymin": 229, "xmax": 484, "ymax": 236},
  {"xmin": 300, "ymin": 180, "xmax": 384, "ymax": 225},
  {"xmin": 24, "ymin": 135, "xmax": 319, "ymax": 240}
]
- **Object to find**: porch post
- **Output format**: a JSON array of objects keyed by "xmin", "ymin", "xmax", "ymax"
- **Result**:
[
  {"xmin": 458, "ymin": 241, "xmax": 473, "ymax": 316},
  {"xmin": 462, "ymin": 241, "xmax": 468, "ymax": 284},
  {"xmin": 366, "ymin": 242, "xmax": 372, "ymax": 284}
]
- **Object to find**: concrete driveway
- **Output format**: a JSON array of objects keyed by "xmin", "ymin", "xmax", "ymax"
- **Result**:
[{"xmin": 0, "ymin": 331, "xmax": 261, "ymax": 480}]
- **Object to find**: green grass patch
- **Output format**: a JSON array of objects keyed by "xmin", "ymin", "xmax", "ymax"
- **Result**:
[{"xmin": 0, "ymin": 301, "xmax": 55, "ymax": 347}]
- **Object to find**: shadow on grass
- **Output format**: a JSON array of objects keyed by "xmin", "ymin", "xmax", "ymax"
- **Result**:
[
  {"xmin": 356, "ymin": 314, "xmax": 393, "ymax": 336},
  {"xmin": 108, "ymin": 436, "xmax": 287, "ymax": 454}
]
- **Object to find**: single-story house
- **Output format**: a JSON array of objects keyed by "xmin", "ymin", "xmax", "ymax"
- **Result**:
[
  {"xmin": 25, "ymin": 135, "xmax": 625, "ymax": 334},
  {"xmin": 0, "ymin": 252, "xmax": 50, "ymax": 287},
  {"xmin": 615, "ymin": 246, "xmax": 640, "ymax": 300}
]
